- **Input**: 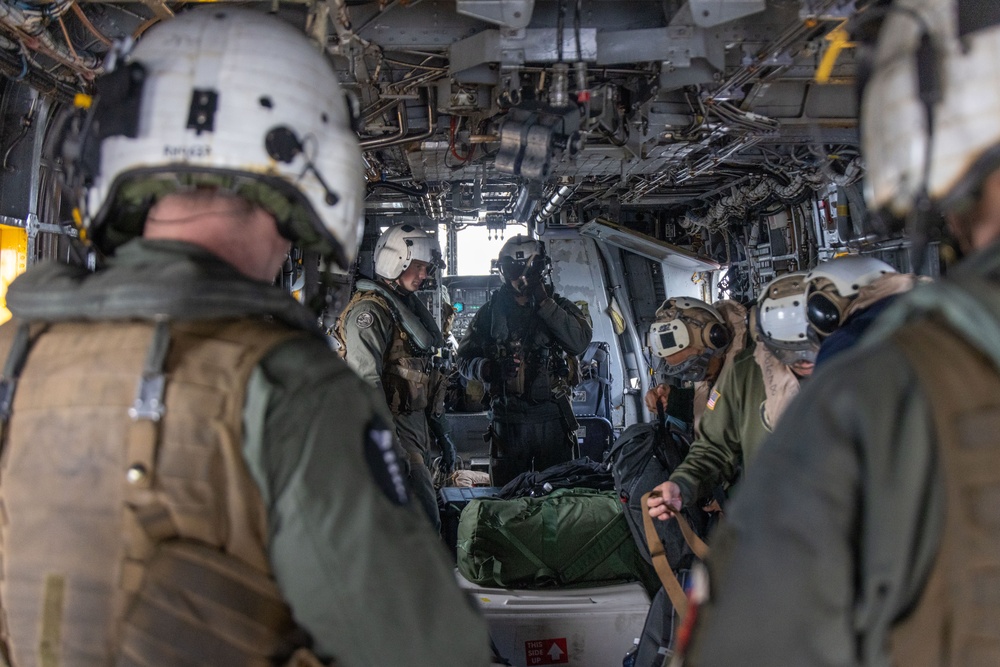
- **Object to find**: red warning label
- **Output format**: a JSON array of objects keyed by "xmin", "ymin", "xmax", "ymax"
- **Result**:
[{"xmin": 525, "ymin": 638, "xmax": 569, "ymax": 665}]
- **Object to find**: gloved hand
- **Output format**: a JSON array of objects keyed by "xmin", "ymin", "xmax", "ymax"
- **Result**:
[
  {"xmin": 529, "ymin": 280, "xmax": 550, "ymax": 304},
  {"xmin": 522, "ymin": 255, "xmax": 549, "ymax": 303},
  {"xmin": 438, "ymin": 433, "xmax": 457, "ymax": 474},
  {"xmin": 477, "ymin": 359, "xmax": 496, "ymax": 384},
  {"xmin": 522, "ymin": 254, "xmax": 545, "ymax": 284},
  {"xmin": 504, "ymin": 353, "xmax": 522, "ymax": 379}
]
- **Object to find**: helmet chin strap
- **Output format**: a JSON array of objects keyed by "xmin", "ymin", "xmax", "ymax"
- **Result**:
[{"xmin": 909, "ymin": 15, "xmax": 944, "ymax": 274}]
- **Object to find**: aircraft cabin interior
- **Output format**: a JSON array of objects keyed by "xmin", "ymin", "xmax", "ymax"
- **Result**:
[{"xmin": 0, "ymin": 0, "xmax": 948, "ymax": 665}]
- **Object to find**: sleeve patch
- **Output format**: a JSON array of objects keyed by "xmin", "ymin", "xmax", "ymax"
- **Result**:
[
  {"xmin": 355, "ymin": 311, "xmax": 375, "ymax": 329},
  {"xmin": 363, "ymin": 416, "xmax": 410, "ymax": 506},
  {"xmin": 706, "ymin": 388, "xmax": 721, "ymax": 410}
]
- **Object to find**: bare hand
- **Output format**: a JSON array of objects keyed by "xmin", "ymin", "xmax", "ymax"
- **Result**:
[
  {"xmin": 644, "ymin": 385, "xmax": 671, "ymax": 413},
  {"xmin": 647, "ymin": 481, "xmax": 683, "ymax": 521}
]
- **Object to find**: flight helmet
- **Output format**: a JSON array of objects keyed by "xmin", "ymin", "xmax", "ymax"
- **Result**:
[
  {"xmin": 496, "ymin": 235, "xmax": 547, "ymax": 282},
  {"xmin": 862, "ymin": 0, "xmax": 1000, "ymax": 239},
  {"xmin": 648, "ymin": 297, "xmax": 732, "ymax": 382},
  {"xmin": 755, "ymin": 272, "xmax": 818, "ymax": 366},
  {"xmin": 805, "ymin": 256, "xmax": 896, "ymax": 337},
  {"xmin": 73, "ymin": 7, "xmax": 364, "ymax": 268},
  {"xmin": 374, "ymin": 223, "xmax": 443, "ymax": 280}
]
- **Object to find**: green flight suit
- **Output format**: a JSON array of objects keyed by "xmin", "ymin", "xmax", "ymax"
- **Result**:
[
  {"xmin": 668, "ymin": 345, "xmax": 770, "ymax": 506},
  {"xmin": 2, "ymin": 239, "xmax": 490, "ymax": 667},
  {"xmin": 339, "ymin": 280, "xmax": 443, "ymax": 528},
  {"xmin": 682, "ymin": 243, "xmax": 1000, "ymax": 666}
]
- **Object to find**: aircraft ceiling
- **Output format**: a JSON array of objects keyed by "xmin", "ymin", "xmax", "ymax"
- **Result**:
[{"xmin": 0, "ymin": 0, "xmax": 872, "ymax": 265}]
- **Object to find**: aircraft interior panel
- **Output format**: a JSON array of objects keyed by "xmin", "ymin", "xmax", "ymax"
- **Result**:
[{"xmin": 0, "ymin": 0, "xmax": 931, "ymax": 430}]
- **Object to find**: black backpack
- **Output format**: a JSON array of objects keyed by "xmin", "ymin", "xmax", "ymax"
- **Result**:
[
  {"xmin": 609, "ymin": 421, "xmax": 710, "ymax": 666},
  {"xmin": 608, "ymin": 420, "xmax": 708, "ymax": 572},
  {"xmin": 496, "ymin": 456, "xmax": 614, "ymax": 499}
]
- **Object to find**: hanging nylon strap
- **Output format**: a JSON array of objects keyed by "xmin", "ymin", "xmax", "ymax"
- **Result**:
[
  {"xmin": 122, "ymin": 320, "xmax": 178, "ymax": 592},
  {"xmin": 640, "ymin": 491, "xmax": 709, "ymax": 621}
]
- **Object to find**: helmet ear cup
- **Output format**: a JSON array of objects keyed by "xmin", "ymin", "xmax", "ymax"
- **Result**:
[
  {"xmin": 704, "ymin": 322, "xmax": 731, "ymax": 350},
  {"xmin": 806, "ymin": 292, "xmax": 846, "ymax": 336}
]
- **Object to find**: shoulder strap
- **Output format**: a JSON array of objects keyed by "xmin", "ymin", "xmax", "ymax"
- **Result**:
[
  {"xmin": 0, "ymin": 320, "xmax": 49, "ymax": 450},
  {"xmin": 347, "ymin": 280, "xmax": 441, "ymax": 352},
  {"xmin": 640, "ymin": 491, "xmax": 709, "ymax": 621},
  {"xmin": 891, "ymin": 317, "xmax": 1000, "ymax": 427},
  {"xmin": 334, "ymin": 289, "xmax": 392, "ymax": 356},
  {"xmin": 888, "ymin": 317, "xmax": 1000, "ymax": 665},
  {"xmin": 121, "ymin": 318, "xmax": 306, "ymax": 591}
]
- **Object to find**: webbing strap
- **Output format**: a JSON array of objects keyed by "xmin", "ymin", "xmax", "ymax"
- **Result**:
[
  {"xmin": 640, "ymin": 491, "xmax": 710, "ymax": 621},
  {"xmin": 560, "ymin": 515, "xmax": 631, "ymax": 583},
  {"xmin": 123, "ymin": 321, "xmax": 179, "ymax": 581},
  {"xmin": 39, "ymin": 575, "xmax": 64, "ymax": 667},
  {"xmin": 487, "ymin": 518, "xmax": 556, "ymax": 586},
  {"xmin": 124, "ymin": 320, "xmax": 170, "ymax": 491}
]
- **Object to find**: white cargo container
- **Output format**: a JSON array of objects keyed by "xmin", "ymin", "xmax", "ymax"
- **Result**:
[{"xmin": 459, "ymin": 575, "xmax": 651, "ymax": 667}]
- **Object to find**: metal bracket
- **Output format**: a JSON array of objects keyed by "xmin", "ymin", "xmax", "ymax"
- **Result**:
[{"xmin": 129, "ymin": 373, "xmax": 166, "ymax": 422}]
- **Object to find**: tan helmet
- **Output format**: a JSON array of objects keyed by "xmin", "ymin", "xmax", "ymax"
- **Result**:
[
  {"xmin": 755, "ymin": 272, "xmax": 818, "ymax": 366},
  {"xmin": 805, "ymin": 256, "xmax": 896, "ymax": 337},
  {"xmin": 647, "ymin": 296, "xmax": 732, "ymax": 382}
]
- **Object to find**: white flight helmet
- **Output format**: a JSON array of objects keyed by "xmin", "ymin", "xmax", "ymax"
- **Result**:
[
  {"xmin": 78, "ymin": 7, "xmax": 364, "ymax": 268},
  {"xmin": 374, "ymin": 223, "xmax": 443, "ymax": 280},
  {"xmin": 755, "ymin": 272, "xmax": 818, "ymax": 366},
  {"xmin": 863, "ymin": 0, "xmax": 1000, "ymax": 223},
  {"xmin": 496, "ymin": 235, "xmax": 547, "ymax": 281},
  {"xmin": 805, "ymin": 256, "xmax": 896, "ymax": 337},
  {"xmin": 648, "ymin": 297, "xmax": 732, "ymax": 382}
]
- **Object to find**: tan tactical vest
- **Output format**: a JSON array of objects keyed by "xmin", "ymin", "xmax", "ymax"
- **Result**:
[
  {"xmin": 336, "ymin": 290, "xmax": 435, "ymax": 415},
  {"xmin": 889, "ymin": 318, "xmax": 1000, "ymax": 666},
  {"xmin": 0, "ymin": 318, "xmax": 315, "ymax": 667}
]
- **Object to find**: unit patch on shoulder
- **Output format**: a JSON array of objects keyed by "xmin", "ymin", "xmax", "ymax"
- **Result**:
[
  {"xmin": 363, "ymin": 415, "xmax": 410, "ymax": 506},
  {"xmin": 355, "ymin": 311, "xmax": 375, "ymax": 329},
  {"xmin": 706, "ymin": 388, "xmax": 721, "ymax": 410}
]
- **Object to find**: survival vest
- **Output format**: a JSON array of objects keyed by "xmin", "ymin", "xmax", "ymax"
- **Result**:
[
  {"xmin": 889, "ymin": 317, "xmax": 1000, "ymax": 666},
  {"xmin": 0, "ymin": 317, "xmax": 315, "ymax": 667},
  {"xmin": 336, "ymin": 280, "xmax": 443, "ymax": 415},
  {"xmin": 479, "ymin": 289, "xmax": 581, "ymax": 405}
]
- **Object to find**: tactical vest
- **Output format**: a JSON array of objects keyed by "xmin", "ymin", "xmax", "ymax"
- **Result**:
[
  {"xmin": 889, "ymin": 318, "xmax": 1000, "ymax": 666},
  {"xmin": 0, "ymin": 317, "xmax": 315, "ymax": 667},
  {"xmin": 336, "ymin": 289, "xmax": 437, "ymax": 415},
  {"xmin": 484, "ymin": 294, "xmax": 580, "ymax": 405}
]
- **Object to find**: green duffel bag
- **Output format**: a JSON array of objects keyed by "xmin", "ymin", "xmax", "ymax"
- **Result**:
[{"xmin": 457, "ymin": 488, "xmax": 654, "ymax": 589}]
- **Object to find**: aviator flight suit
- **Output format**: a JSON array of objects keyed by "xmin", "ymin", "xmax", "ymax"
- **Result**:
[
  {"xmin": 338, "ymin": 278, "xmax": 445, "ymax": 529},
  {"xmin": 667, "ymin": 345, "xmax": 769, "ymax": 507},
  {"xmin": 0, "ymin": 239, "xmax": 490, "ymax": 667},
  {"xmin": 457, "ymin": 282, "xmax": 592, "ymax": 487},
  {"xmin": 681, "ymin": 241, "xmax": 1000, "ymax": 667}
]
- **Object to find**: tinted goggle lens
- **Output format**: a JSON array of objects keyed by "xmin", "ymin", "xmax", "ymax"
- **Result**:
[
  {"xmin": 498, "ymin": 256, "xmax": 527, "ymax": 279},
  {"xmin": 806, "ymin": 293, "xmax": 841, "ymax": 335}
]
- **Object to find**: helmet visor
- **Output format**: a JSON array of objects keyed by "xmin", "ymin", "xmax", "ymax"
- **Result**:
[
  {"xmin": 806, "ymin": 292, "xmax": 843, "ymax": 337},
  {"xmin": 498, "ymin": 255, "xmax": 528, "ymax": 281}
]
